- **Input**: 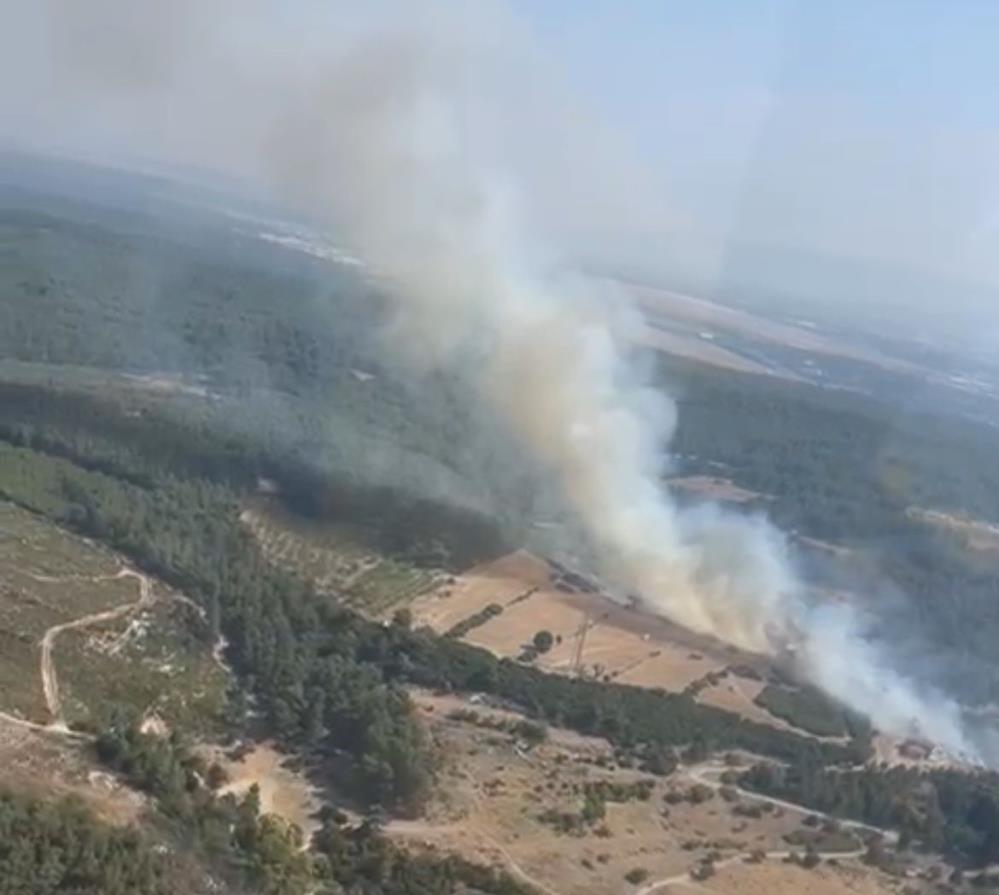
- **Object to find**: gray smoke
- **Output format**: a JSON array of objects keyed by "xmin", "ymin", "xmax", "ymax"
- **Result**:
[{"xmin": 0, "ymin": 0, "xmax": 977, "ymax": 758}]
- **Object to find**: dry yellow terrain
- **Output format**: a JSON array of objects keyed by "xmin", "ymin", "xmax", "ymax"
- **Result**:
[
  {"xmin": 388, "ymin": 691, "xmax": 897, "ymax": 895},
  {"xmin": 207, "ymin": 741, "xmax": 323, "ymax": 841},
  {"xmin": 0, "ymin": 716, "xmax": 145, "ymax": 825},
  {"xmin": 408, "ymin": 551, "xmax": 778, "ymax": 711}
]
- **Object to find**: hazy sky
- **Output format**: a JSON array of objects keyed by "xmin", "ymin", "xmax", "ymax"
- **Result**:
[
  {"xmin": 514, "ymin": 1, "xmax": 999, "ymax": 292},
  {"xmin": 1, "ymin": 0, "xmax": 998, "ymax": 313}
]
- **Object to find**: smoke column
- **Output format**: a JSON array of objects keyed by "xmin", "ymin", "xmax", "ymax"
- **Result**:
[{"xmin": 0, "ymin": 1, "xmax": 979, "ymax": 758}]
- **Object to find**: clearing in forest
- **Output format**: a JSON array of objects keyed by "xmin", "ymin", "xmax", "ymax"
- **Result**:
[{"xmin": 0, "ymin": 501, "xmax": 225, "ymax": 732}]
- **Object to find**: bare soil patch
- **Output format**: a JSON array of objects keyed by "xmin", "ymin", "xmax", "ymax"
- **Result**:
[
  {"xmin": 635, "ymin": 324, "xmax": 788, "ymax": 379},
  {"xmin": 409, "ymin": 552, "xmax": 775, "ymax": 699},
  {"xmin": 630, "ymin": 283, "xmax": 922, "ymax": 378},
  {"xmin": 210, "ymin": 742, "xmax": 323, "ymax": 841},
  {"xmin": 697, "ymin": 859, "xmax": 895, "ymax": 895},
  {"xmin": 0, "ymin": 715, "xmax": 145, "ymax": 825}
]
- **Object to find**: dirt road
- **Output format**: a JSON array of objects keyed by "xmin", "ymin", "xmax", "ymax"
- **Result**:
[
  {"xmin": 682, "ymin": 759, "xmax": 895, "ymax": 841},
  {"xmin": 628, "ymin": 760, "xmax": 891, "ymax": 894},
  {"xmin": 0, "ymin": 709, "xmax": 90, "ymax": 740},
  {"xmin": 38, "ymin": 568, "xmax": 155, "ymax": 728}
]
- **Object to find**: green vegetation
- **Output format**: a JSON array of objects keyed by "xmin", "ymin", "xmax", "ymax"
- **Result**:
[
  {"xmin": 540, "ymin": 778, "xmax": 656, "ymax": 833},
  {"xmin": 89, "ymin": 715, "xmax": 534, "ymax": 895},
  {"xmin": 661, "ymin": 355, "xmax": 999, "ymax": 702},
  {"xmin": 343, "ymin": 558, "xmax": 440, "ymax": 614},
  {"xmin": 57, "ymin": 599, "xmax": 227, "ymax": 735},
  {"xmin": 624, "ymin": 867, "xmax": 649, "ymax": 885},
  {"xmin": 0, "ymin": 500, "xmax": 224, "ymax": 728},
  {"xmin": 446, "ymin": 708, "xmax": 548, "ymax": 745},
  {"xmin": 741, "ymin": 760, "xmax": 999, "ymax": 867},
  {"xmin": 8, "ymin": 180, "xmax": 999, "ymax": 881},
  {"xmin": 0, "ymin": 788, "xmax": 181, "ymax": 895},
  {"xmin": 0, "ymin": 385, "xmax": 864, "ymax": 793},
  {"xmin": 312, "ymin": 815, "xmax": 533, "ymax": 894},
  {"xmin": 444, "ymin": 602, "xmax": 503, "ymax": 639},
  {"xmin": 532, "ymin": 630, "xmax": 554, "ymax": 653},
  {"xmin": 753, "ymin": 684, "xmax": 868, "ymax": 740},
  {"xmin": 96, "ymin": 717, "xmax": 314, "ymax": 893},
  {"xmin": 662, "ymin": 355, "xmax": 999, "ymax": 542},
  {"xmin": 783, "ymin": 824, "xmax": 860, "ymax": 855},
  {"xmin": 582, "ymin": 779, "xmax": 655, "ymax": 804},
  {"xmin": 9, "ymin": 187, "xmax": 999, "ymax": 707}
]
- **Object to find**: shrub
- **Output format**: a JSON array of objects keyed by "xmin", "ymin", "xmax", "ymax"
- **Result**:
[{"xmin": 624, "ymin": 867, "xmax": 649, "ymax": 885}]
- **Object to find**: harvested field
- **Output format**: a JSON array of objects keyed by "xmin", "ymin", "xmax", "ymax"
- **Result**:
[
  {"xmin": 409, "ymin": 551, "xmax": 763, "ymax": 693},
  {"xmin": 635, "ymin": 323, "xmax": 787, "ymax": 379},
  {"xmin": 697, "ymin": 677, "xmax": 771, "ymax": 723},
  {"xmin": 405, "ymin": 550, "xmax": 842, "ymax": 744},
  {"xmin": 408, "ymin": 550, "xmax": 551, "ymax": 632},
  {"xmin": 630, "ymin": 283, "xmax": 922, "ymax": 378}
]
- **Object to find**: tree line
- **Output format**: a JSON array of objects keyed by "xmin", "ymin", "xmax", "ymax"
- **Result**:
[
  {"xmin": 740, "ymin": 759, "xmax": 999, "ymax": 868},
  {"xmin": 0, "ymin": 385, "xmax": 866, "ymax": 809}
]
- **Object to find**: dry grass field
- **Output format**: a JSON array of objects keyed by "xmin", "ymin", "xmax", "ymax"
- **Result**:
[
  {"xmin": 383, "ymin": 690, "xmax": 896, "ymax": 895},
  {"xmin": 0, "ymin": 716, "xmax": 146, "ymax": 825},
  {"xmin": 629, "ymin": 283, "xmax": 922, "ymax": 378},
  {"xmin": 205, "ymin": 741, "xmax": 324, "ymax": 841}
]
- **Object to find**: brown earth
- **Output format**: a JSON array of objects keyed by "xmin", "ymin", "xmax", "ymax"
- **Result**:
[
  {"xmin": 390, "ymin": 691, "xmax": 896, "ymax": 895},
  {"xmin": 694, "ymin": 860, "xmax": 898, "ymax": 895},
  {"xmin": 635, "ymin": 324, "xmax": 790, "ymax": 380},
  {"xmin": 629, "ymin": 283, "xmax": 923, "ymax": 378},
  {"xmin": 0, "ymin": 715, "xmax": 145, "ymax": 825},
  {"xmin": 408, "ymin": 551, "xmax": 782, "ymax": 714},
  {"xmin": 209, "ymin": 741, "xmax": 323, "ymax": 841}
]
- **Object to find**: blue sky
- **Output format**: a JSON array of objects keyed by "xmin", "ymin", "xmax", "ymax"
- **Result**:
[{"xmin": 509, "ymin": 1, "xmax": 999, "ymax": 293}]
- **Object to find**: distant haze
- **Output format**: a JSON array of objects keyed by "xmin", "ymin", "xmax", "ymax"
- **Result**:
[{"xmin": 3, "ymin": 1, "xmax": 999, "ymax": 338}]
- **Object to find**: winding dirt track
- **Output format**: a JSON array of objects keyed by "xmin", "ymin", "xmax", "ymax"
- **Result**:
[
  {"xmin": 631, "ymin": 760, "xmax": 892, "ymax": 895},
  {"xmin": 682, "ymin": 760, "xmax": 895, "ymax": 841},
  {"xmin": 387, "ymin": 755, "xmax": 894, "ymax": 895},
  {"xmin": 36, "ymin": 568, "xmax": 154, "ymax": 729}
]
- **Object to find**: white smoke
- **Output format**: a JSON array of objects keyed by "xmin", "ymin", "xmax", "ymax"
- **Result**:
[{"xmin": 0, "ymin": 0, "xmax": 979, "ymax": 758}]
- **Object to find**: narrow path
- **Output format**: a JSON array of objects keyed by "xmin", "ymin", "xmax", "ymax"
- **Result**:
[
  {"xmin": 38, "ymin": 568, "xmax": 155, "ymax": 729},
  {"xmin": 0, "ymin": 709, "xmax": 91, "ymax": 740},
  {"xmin": 631, "ymin": 760, "xmax": 893, "ymax": 895},
  {"xmin": 682, "ymin": 760, "xmax": 895, "ymax": 841},
  {"xmin": 636, "ymin": 843, "xmax": 866, "ymax": 895}
]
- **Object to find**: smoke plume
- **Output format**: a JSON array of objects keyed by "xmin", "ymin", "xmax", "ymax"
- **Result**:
[{"xmin": 0, "ymin": 1, "xmax": 979, "ymax": 758}]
